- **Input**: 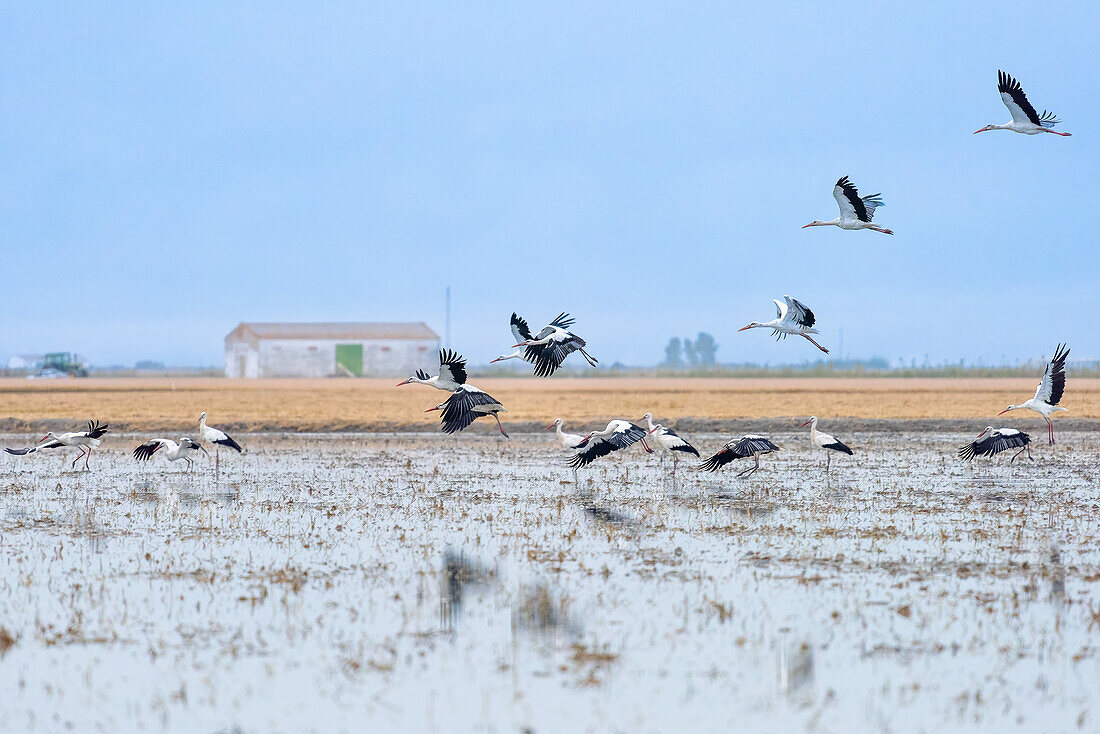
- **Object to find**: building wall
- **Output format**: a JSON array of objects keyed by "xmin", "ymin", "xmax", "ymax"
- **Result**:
[{"xmin": 225, "ymin": 338, "xmax": 439, "ymax": 378}]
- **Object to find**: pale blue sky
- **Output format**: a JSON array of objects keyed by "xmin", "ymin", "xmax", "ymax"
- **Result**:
[{"xmin": 2, "ymin": 3, "xmax": 1096, "ymax": 367}]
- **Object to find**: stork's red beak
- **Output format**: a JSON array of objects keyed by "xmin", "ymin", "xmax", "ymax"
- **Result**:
[
  {"xmin": 425, "ymin": 406, "xmax": 441, "ymax": 412},
  {"xmin": 511, "ymin": 344, "xmax": 525, "ymax": 349},
  {"xmin": 737, "ymin": 325, "xmax": 752, "ymax": 331},
  {"xmin": 973, "ymin": 128, "xmax": 986, "ymax": 134},
  {"xmin": 490, "ymin": 357, "xmax": 502, "ymax": 363},
  {"xmin": 545, "ymin": 423, "xmax": 555, "ymax": 430},
  {"xmin": 996, "ymin": 408, "xmax": 1009, "ymax": 416},
  {"xmin": 800, "ymin": 420, "xmax": 811, "ymax": 427},
  {"xmin": 396, "ymin": 379, "xmax": 410, "ymax": 387}
]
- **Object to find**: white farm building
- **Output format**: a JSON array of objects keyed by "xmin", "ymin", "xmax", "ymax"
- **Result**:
[{"xmin": 224, "ymin": 322, "xmax": 440, "ymax": 378}]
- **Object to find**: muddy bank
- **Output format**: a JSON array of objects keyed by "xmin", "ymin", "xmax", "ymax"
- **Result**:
[{"xmin": 2, "ymin": 415, "xmax": 1097, "ymax": 436}]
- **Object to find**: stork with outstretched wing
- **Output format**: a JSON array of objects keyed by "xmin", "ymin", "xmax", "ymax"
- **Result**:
[
  {"xmin": 803, "ymin": 176, "xmax": 893, "ymax": 235},
  {"xmin": 975, "ymin": 71, "xmax": 1071, "ymax": 136},
  {"xmin": 739, "ymin": 295, "xmax": 829, "ymax": 353}
]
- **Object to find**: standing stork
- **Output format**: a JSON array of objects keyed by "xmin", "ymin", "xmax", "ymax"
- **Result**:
[
  {"xmin": 958, "ymin": 427, "xmax": 1033, "ymax": 464},
  {"xmin": 199, "ymin": 411, "xmax": 243, "ymax": 476},
  {"xmin": 547, "ymin": 417, "xmax": 587, "ymax": 483},
  {"xmin": 738, "ymin": 295, "xmax": 829, "ymax": 353},
  {"xmin": 699, "ymin": 435, "xmax": 781, "ymax": 478},
  {"xmin": 569, "ymin": 420, "xmax": 653, "ymax": 469},
  {"xmin": 800, "ymin": 417, "xmax": 853, "ymax": 472},
  {"xmin": 546, "ymin": 418, "xmax": 587, "ymax": 450},
  {"xmin": 974, "ymin": 71, "xmax": 1071, "ymax": 136},
  {"xmin": 133, "ymin": 437, "xmax": 208, "ymax": 472},
  {"xmin": 509, "ymin": 312, "xmax": 598, "ymax": 376},
  {"xmin": 426, "ymin": 384, "xmax": 509, "ymax": 438},
  {"xmin": 639, "ymin": 413, "xmax": 699, "ymax": 476},
  {"xmin": 396, "ymin": 349, "xmax": 468, "ymax": 391},
  {"xmin": 803, "ymin": 176, "xmax": 893, "ymax": 235},
  {"xmin": 998, "ymin": 343, "xmax": 1069, "ymax": 445},
  {"xmin": 4, "ymin": 420, "xmax": 109, "ymax": 470}
]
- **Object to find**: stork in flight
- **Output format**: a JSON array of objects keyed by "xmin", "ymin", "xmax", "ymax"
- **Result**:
[
  {"xmin": 738, "ymin": 295, "xmax": 829, "ymax": 354},
  {"xmin": 133, "ymin": 437, "xmax": 208, "ymax": 471},
  {"xmin": 958, "ymin": 427, "xmax": 1033, "ymax": 464},
  {"xmin": 4, "ymin": 420, "xmax": 109, "ymax": 470},
  {"xmin": 199, "ymin": 411, "xmax": 242, "ymax": 476},
  {"xmin": 426, "ymin": 385, "xmax": 509, "ymax": 438},
  {"xmin": 508, "ymin": 312, "xmax": 598, "ymax": 377},
  {"xmin": 569, "ymin": 420, "xmax": 653, "ymax": 468},
  {"xmin": 801, "ymin": 417, "xmax": 853, "ymax": 472},
  {"xmin": 998, "ymin": 343, "xmax": 1070, "ymax": 445},
  {"xmin": 639, "ymin": 413, "xmax": 699, "ymax": 475},
  {"xmin": 699, "ymin": 435, "xmax": 781, "ymax": 477},
  {"xmin": 974, "ymin": 71, "xmax": 1071, "ymax": 136},
  {"xmin": 803, "ymin": 176, "xmax": 893, "ymax": 235},
  {"xmin": 397, "ymin": 349, "xmax": 468, "ymax": 391}
]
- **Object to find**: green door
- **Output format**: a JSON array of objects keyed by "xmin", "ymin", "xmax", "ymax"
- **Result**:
[{"xmin": 335, "ymin": 344, "xmax": 363, "ymax": 376}]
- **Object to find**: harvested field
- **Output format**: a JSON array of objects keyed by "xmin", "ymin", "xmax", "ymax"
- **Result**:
[{"xmin": 1, "ymin": 377, "xmax": 1099, "ymax": 433}]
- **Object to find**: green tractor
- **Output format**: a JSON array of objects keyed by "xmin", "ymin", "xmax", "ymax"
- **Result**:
[{"xmin": 41, "ymin": 352, "xmax": 89, "ymax": 377}]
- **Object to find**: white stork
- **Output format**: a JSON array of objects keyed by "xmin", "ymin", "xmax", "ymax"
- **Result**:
[
  {"xmin": 509, "ymin": 312, "xmax": 598, "ymax": 376},
  {"xmin": 803, "ymin": 176, "xmax": 893, "ymax": 235},
  {"xmin": 546, "ymin": 417, "xmax": 587, "ymax": 450},
  {"xmin": 133, "ymin": 437, "xmax": 208, "ymax": 471},
  {"xmin": 199, "ymin": 411, "xmax": 242, "ymax": 476},
  {"xmin": 546, "ymin": 417, "xmax": 587, "ymax": 483},
  {"xmin": 974, "ymin": 71, "xmax": 1071, "ymax": 136},
  {"xmin": 639, "ymin": 413, "xmax": 699, "ymax": 475},
  {"xmin": 699, "ymin": 435, "xmax": 781, "ymax": 477},
  {"xmin": 4, "ymin": 419, "xmax": 110, "ymax": 470},
  {"xmin": 958, "ymin": 427, "xmax": 1033, "ymax": 463},
  {"xmin": 998, "ymin": 343, "xmax": 1069, "ymax": 445},
  {"xmin": 569, "ymin": 420, "xmax": 653, "ymax": 469},
  {"xmin": 738, "ymin": 295, "xmax": 829, "ymax": 353},
  {"xmin": 426, "ymin": 385, "xmax": 509, "ymax": 438},
  {"xmin": 396, "ymin": 349, "xmax": 468, "ymax": 391},
  {"xmin": 800, "ymin": 417, "xmax": 853, "ymax": 472}
]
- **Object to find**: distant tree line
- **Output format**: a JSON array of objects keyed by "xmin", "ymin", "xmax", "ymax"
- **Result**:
[{"xmin": 662, "ymin": 333, "xmax": 718, "ymax": 369}]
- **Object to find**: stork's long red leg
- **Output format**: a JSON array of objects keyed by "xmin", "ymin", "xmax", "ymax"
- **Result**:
[{"xmin": 493, "ymin": 413, "xmax": 509, "ymax": 438}]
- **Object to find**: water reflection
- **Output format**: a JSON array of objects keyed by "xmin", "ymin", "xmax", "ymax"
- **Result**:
[
  {"xmin": 511, "ymin": 583, "xmax": 582, "ymax": 644},
  {"xmin": 439, "ymin": 550, "xmax": 493, "ymax": 632}
]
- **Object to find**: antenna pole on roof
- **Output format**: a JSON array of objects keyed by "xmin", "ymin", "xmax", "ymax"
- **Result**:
[{"xmin": 445, "ymin": 285, "xmax": 451, "ymax": 349}]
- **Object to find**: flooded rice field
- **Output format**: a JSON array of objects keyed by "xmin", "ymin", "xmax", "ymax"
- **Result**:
[{"xmin": 1, "ymin": 430, "xmax": 1099, "ymax": 732}]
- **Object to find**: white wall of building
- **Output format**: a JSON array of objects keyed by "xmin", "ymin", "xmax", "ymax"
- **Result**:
[{"xmin": 224, "ymin": 338, "xmax": 438, "ymax": 378}]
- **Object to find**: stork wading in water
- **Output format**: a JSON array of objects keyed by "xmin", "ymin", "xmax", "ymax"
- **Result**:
[
  {"xmin": 569, "ymin": 420, "xmax": 653, "ymax": 469},
  {"xmin": 4, "ymin": 420, "xmax": 110, "ymax": 470},
  {"xmin": 801, "ymin": 417, "xmax": 852, "ymax": 472},
  {"xmin": 739, "ymin": 295, "xmax": 829, "ymax": 354},
  {"xmin": 426, "ymin": 385, "xmax": 509, "ymax": 438},
  {"xmin": 396, "ymin": 349, "xmax": 468, "ymax": 391},
  {"xmin": 974, "ymin": 71, "xmax": 1071, "ymax": 136},
  {"xmin": 803, "ymin": 176, "xmax": 893, "ymax": 235},
  {"xmin": 508, "ymin": 312, "xmax": 598, "ymax": 377},
  {"xmin": 133, "ymin": 437, "xmax": 208, "ymax": 472},
  {"xmin": 199, "ymin": 412, "xmax": 242, "ymax": 476},
  {"xmin": 639, "ymin": 413, "xmax": 699, "ymax": 476},
  {"xmin": 998, "ymin": 343, "xmax": 1070, "ymax": 445},
  {"xmin": 699, "ymin": 435, "xmax": 781, "ymax": 478},
  {"xmin": 958, "ymin": 427, "xmax": 1033, "ymax": 464},
  {"xmin": 546, "ymin": 417, "xmax": 587, "ymax": 483}
]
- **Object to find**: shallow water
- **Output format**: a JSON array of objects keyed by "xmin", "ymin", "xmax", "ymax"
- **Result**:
[{"xmin": 1, "ymin": 431, "xmax": 1098, "ymax": 732}]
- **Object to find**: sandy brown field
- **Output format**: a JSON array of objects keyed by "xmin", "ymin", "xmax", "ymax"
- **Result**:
[{"xmin": 1, "ymin": 377, "xmax": 1098, "ymax": 432}]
